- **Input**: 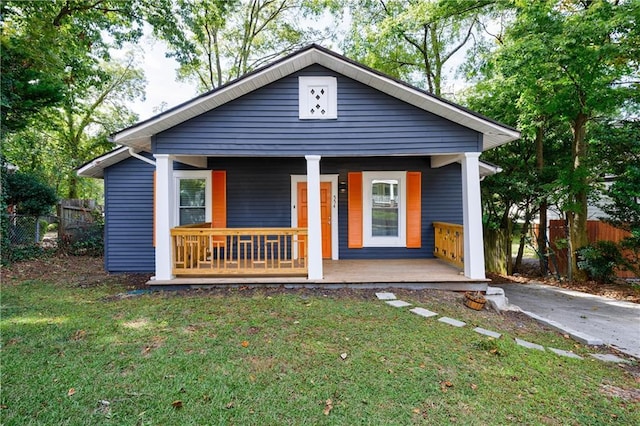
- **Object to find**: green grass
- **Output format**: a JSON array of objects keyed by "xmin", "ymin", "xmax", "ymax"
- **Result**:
[{"xmin": 2, "ymin": 280, "xmax": 638, "ymax": 425}]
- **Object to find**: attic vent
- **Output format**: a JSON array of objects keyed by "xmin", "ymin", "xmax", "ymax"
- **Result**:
[{"xmin": 299, "ymin": 77, "xmax": 337, "ymax": 119}]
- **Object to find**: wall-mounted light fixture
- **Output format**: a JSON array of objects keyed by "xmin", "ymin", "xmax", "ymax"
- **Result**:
[{"xmin": 339, "ymin": 181, "xmax": 347, "ymax": 194}]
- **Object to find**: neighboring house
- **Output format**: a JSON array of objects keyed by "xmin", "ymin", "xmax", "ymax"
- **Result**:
[{"xmin": 78, "ymin": 45, "xmax": 519, "ymax": 286}]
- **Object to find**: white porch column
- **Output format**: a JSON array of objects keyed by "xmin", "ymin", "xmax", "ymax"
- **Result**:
[
  {"xmin": 305, "ymin": 155, "xmax": 323, "ymax": 280},
  {"xmin": 154, "ymin": 154, "xmax": 174, "ymax": 281},
  {"xmin": 461, "ymin": 152, "xmax": 486, "ymax": 280}
]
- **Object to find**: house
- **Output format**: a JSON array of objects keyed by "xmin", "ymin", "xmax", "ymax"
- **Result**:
[{"xmin": 78, "ymin": 45, "xmax": 520, "ymax": 288}]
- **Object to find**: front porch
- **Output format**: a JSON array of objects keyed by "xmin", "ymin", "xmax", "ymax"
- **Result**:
[{"xmin": 150, "ymin": 258, "xmax": 488, "ymax": 291}]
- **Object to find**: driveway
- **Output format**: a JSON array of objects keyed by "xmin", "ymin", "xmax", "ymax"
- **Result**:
[{"xmin": 495, "ymin": 282, "xmax": 640, "ymax": 359}]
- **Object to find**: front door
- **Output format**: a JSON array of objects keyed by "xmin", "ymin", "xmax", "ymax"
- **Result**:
[{"xmin": 297, "ymin": 181, "xmax": 332, "ymax": 259}]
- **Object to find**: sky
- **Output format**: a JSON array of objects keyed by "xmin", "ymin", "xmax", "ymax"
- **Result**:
[
  {"xmin": 126, "ymin": 34, "xmax": 199, "ymax": 121},
  {"xmin": 123, "ymin": 12, "xmax": 469, "ymax": 122}
]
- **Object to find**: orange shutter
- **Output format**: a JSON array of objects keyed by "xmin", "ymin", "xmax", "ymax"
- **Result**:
[
  {"xmin": 211, "ymin": 170, "xmax": 227, "ymax": 228},
  {"xmin": 152, "ymin": 171, "xmax": 156, "ymax": 247},
  {"xmin": 406, "ymin": 171, "xmax": 422, "ymax": 248},
  {"xmin": 348, "ymin": 172, "xmax": 363, "ymax": 248}
]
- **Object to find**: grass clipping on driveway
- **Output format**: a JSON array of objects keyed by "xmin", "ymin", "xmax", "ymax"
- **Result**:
[{"xmin": 2, "ymin": 274, "xmax": 639, "ymax": 424}]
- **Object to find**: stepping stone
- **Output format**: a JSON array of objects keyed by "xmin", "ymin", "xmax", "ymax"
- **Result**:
[
  {"xmin": 410, "ymin": 307, "xmax": 438, "ymax": 318},
  {"xmin": 386, "ymin": 300, "xmax": 411, "ymax": 308},
  {"xmin": 438, "ymin": 317, "xmax": 466, "ymax": 327},
  {"xmin": 590, "ymin": 353, "xmax": 631, "ymax": 363},
  {"xmin": 548, "ymin": 347, "xmax": 583, "ymax": 359},
  {"xmin": 376, "ymin": 292, "xmax": 397, "ymax": 300},
  {"xmin": 515, "ymin": 338, "xmax": 545, "ymax": 352},
  {"xmin": 473, "ymin": 327, "xmax": 501, "ymax": 339}
]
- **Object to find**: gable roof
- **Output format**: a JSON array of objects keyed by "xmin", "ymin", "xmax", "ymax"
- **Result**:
[{"xmin": 111, "ymin": 44, "xmax": 519, "ymax": 152}]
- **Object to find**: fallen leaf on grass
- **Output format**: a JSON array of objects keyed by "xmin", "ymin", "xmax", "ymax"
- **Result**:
[
  {"xmin": 71, "ymin": 330, "xmax": 86, "ymax": 341},
  {"xmin": 470, "ymin": 383, "xmax": 478, "ymax": 391},
  {"xmin": 440, "ymin": 381, "xmax": 453, "ymax": 392},
  {"xmin": 340, "ymin": 352, "xmax": 348, "ymax": 360},
  {"xmin": 412, "ymin": 408, "xmax": 421, "ymax": 414},
  {"xmin": 172, "ymin": 400, "xmax": 183, "ymax": 409},
  {"xmin": 94, "ymin": 400, "xmax": 111, "ymax": 417},
  {"xmin": 226, "ymin": 401, "xmax": 235, "ymax": 409},
  {"xmin": 241, "ymin": 341, "xmax": 249, "ymax": 348},
  {"xmin": 323, "ymin": 398, "xmax": 333, "ymax": 415},
  {"xmin": 67, "ymin": 388, "xmax": 76, "ymax": 397}
]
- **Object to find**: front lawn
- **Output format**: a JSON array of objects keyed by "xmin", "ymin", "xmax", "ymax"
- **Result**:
[{"xmin": 2, "ymin": 258, "xmax": 638, "ymax": 424}]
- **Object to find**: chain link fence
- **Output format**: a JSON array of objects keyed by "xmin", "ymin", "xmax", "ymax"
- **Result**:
[{"xmin": 6, "ymin": 214, "xmax": 56, "ymax": 246}]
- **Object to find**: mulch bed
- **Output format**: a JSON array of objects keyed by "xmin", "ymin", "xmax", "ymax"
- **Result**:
[{"xmin": 4, "ymin": 255, "xmax": 638, "ymax": 303}]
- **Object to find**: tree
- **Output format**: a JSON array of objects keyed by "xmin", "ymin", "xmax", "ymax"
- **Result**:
[
  {"xmin": 465, "ymin": 0, "xmax": 639, "ymax": 280},
  {"xmin": 3, "ymin": 172, "xmax": 57, "ymax": 216},
  {"xmin": 160, "ymin": 0, "xmax": 331, "ymax": 92},
  {"xmin": 343, "ymin": 0, "xmax": 496, "ymax": 96},
  {"xmin": 1, "ymin": 1, "xmax": 159, "ymax": 199},
  {"xmin": 3, "ymin": 57, "xmax": 144, "ymax": 199},
  {"xmin": 494, "ymin": 0, "xmax": 639, "ymax": 280}
]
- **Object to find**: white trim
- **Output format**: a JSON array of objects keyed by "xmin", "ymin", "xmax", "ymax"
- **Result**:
[
  {"xmin": 362, "ymin": 171, "xmax": 407, "ymax": 247},
  {"xmin": 173, "ymin": 170, "xmax": 212, "ymax": 227},
  {"xmin": 110, "ymin": 47, "xmax": 519, "ymax": 152},
  {"xmin": 77, "ymin": 146, "xmax": 132, "ymax": 178},
  {"xmin": 154, "ymin": 154, "xmax": 174, "ymax": 281},
  {"xmin": 298, "ymin": 76, "xmax": 337, "ymax": 119},
  {"xmin": 291, "ymin": 174, "xmax": 339, "ymax": 260},
  {"xmin": 305, "ymin": 155, "xmax": 323, "ymax": 280},
  {"xmin": 461, "ymin": 153, "xmax": 486, "ymax": 279}
]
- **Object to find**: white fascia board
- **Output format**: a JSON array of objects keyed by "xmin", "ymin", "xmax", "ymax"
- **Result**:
[
  {"xmin": 77, "ymin": 146, "xmax": 131, "ymax": 178},
  {"xmin": 112, "ymin": 50, "xmax": 317, "ymax": 147},
  {"xmin": 112, "ymin": 47, "xmax": 519, "ymax": 151},
  {"xmin": 313, "ymin": 51, "xmax": 520, "ymax": 150}
]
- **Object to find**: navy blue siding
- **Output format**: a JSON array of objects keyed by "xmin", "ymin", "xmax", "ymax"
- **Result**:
[
  {"xmin": 103, "ymin": 156, "xmax": 462, "ymax": 272},
  {"xmin": 104, "ymin": 155, "xmax": 155, "ymax": 273},
  {"xmin": 154, "ymin": 65, "xmax": 481, "ymax": 156},
  {"xmin": 211, "ymin": 157, "xmax": 461, "ymax": 260},
  {"xmin": 322, "ymin": 157, "xmax": 462, "ymax": 259}
]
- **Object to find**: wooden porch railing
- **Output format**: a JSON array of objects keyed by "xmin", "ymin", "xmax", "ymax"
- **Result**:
[
  {"xmin": 171, "ymin": 225, "xmax": 308, "ymax": 276},
  {"xmin": 433, "ymin": 222, "xmax": 464, "ymax": 269}
]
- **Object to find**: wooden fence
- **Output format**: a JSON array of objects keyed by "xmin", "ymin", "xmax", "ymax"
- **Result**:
[
  {"xmin": 57, "ymin": 199, "xmax": 101, "ymax": 242},
  {"xmin": 548, "ymin": 220, "xmax": 637, "ymax": 278}
]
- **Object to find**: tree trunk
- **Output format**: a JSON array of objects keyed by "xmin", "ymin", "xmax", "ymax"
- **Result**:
[
  {"xmin": 514, "ymin": 210, "xmax": 532, "ymax": 272},
  {"xmin": 535, "ymin": 124, "xmax": 548, "ymax": 275},
  {"xmin": 67, "ymin": 174, "xmax": 78, "ymax": 199},
  {"xmin": 570, "ymin": 113, "xmax": 590, "ymax": 281},
  {"xmin": 538, "ymin": 201, "xmax": 548, "ymax": 275}
]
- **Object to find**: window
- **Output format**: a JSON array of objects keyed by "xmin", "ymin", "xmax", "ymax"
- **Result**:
[
  {"xmin": 174, "ymin": 171, "xmax": 211, "ymax": 226},
  {"xmin": 362, "ymin": 171, "xmax": 406, "ymax": 247},
  {"xmin": 299, "ymin": 76, "xmax": 337, "ymax": 119}
]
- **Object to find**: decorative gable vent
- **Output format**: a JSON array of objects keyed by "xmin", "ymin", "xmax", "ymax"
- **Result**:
[{"xmin": 299, "ymin": 76, "xmax": 337, "ymax": 119}]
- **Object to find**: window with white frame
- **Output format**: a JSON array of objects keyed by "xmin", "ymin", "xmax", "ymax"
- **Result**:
[
  {"xmin": 362, "ymin": 171, "xmax": 406, "ymax": 247},
  {"xmin": 174, "ymin": 171, "xmax": 211, "ymax": 226},
  {"xmin": 299, "ymin": 76, "xmax": 337, "ymax": 119}
]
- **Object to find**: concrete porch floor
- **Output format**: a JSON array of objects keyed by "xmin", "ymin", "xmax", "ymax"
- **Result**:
[{"xmin": 149, "ymin": 259, "xmax": 489, "ymax": 291}]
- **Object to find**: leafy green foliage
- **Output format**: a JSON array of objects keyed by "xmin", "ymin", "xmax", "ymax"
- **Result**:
[
  {"xmin": 58, "ymin": 221, "xmax": 105, "ymax": 257},
  {"xmin": 343, "ymin": 0, "xmax": 495, "ymax": 96},
  {"xmin": 3, "ymin": 172, "xmax": 57, "ymax": 216},
  {"xmin": 577, "ymin": 241, "xmax": 625, "ymax": 283},
  {"xmin": 161, "ymin": 0, "xmax": 330, "ymax": 92}
]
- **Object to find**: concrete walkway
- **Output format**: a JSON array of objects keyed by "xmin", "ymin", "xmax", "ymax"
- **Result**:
[{"xmin": 496, "ymin": 282, "xmax": 640, "ymax": 359}]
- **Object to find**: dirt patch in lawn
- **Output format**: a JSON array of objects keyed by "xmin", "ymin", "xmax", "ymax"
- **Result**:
[{"xmin": 1, "ymin": 255, "xmax": 149, "ymax": 289}]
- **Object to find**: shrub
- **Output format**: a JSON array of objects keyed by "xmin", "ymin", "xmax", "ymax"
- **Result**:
[
  {"xmin": 577, "ymin": 241, "xmax": 624, "ymax": 283},
  {"xmin": 4, "ymin": 172, "xmax": 57, "ymax": 216},
  {"xmin": 58, "ymin": 221, "xmax": 104, "ymax": 257}
]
